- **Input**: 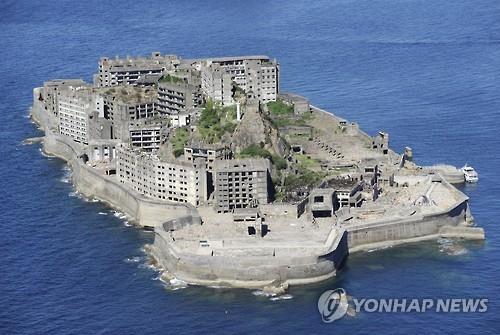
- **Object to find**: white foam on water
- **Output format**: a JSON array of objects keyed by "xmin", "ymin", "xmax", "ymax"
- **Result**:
[
  {"xmin": 68, "ymin": 191, "xmax": 82, "ymax": 198},
  {"xmin": 112, "ymin": 211, "xmax": 127, "ymax": 220},
  {"xmin": 165, "ymin": 278, "xmax": 188, "ymax": 290},
  {"xmin": 124, "ymin": 256, "xmax": 144, "ymax": 263},
  {"xmin": 252, "ymin": 290, "xmax": 277, "ymax": 297},
  {"xmin": 437, "ymin": 238, "xmax": 469, "ymax": 256},
  {"xmin": 98, "ymin": 212, "xmax": 108, "ymax": 215},
  {"xmin": 138, "ymin": 262, "xmax": 157, "ymax": 271},
  {"xmin": 269, "ymin": 294, "xmax": 293, "ymax": 301},
  {"xmin": 367, "ymin": 245, "xmax": 393, "ymax": 253},
  {"xmin": 59, "ymin": 166, "xmax": 71, "ymax": 183},
  {"xmin": 208, "ymin": 285, "xmax": 230, "ymax": 289},
  {"xmin": 39, "ymin": 147, "xmax": 54, "ymax": 158}
]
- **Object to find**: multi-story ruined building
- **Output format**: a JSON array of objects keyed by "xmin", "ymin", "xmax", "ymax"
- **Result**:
[
  {"xmin": 43, "ymin": 79, "xmax": 87, "ymax": 116},
  {"xmin": 184, "ymin": 142, "xmax": 231, "ymax": 171},
  {"xmin": 128, "ymin": 119, "xmax": 167, "ymax": 152},
  {"xmin": 94, "ymin": 52, "xmax": 179, "ymax": 87},
  {"xmin": 57, "ymin": 86, "xmax": 102, "ymax": 144},
  {"xmin": 116, "ymin": 144, "xmax": 207, "ymax": 206},
  {"xmin": 100, "ymin": 86, "xmax": 157, "ymax": 140},
  {"xmin": 156, "ymin": 74, "xmax": 202, "ymax": 127},
  {"xmin": 201, "ymin": 56, "xmax": 279, "ymax": 106},
  {"xmin": 213, "ymin": 158, "xmax": 271, "ymax": 213}
]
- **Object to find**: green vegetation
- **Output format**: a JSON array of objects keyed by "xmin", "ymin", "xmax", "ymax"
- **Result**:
[
  {"xmin": 273, "ymin": 153, "xmax": 326, "ymax": 201},
  {"xmin": 295, "ymin": 154, "xmax": 321, "ymax": 170},
  {"xmin": 240, "ymin": 144, "xmax": 272, "ymax": 159},
  {"xmin": 232, "ymin": 82, "xmax": 245, "ymax": 99},
  {"xmin": 272, "ymin": 156, "xmax": 288, "ymax": 170},
  {"xmin": 171, "ymin": 127, "xmax": 189, "ymax": 157},
  {"xmin": 239, "ymin": 144, "xmax": 287, "ymax": 171},
  {"xmin": 266, "ymin": 100, "xmax": 314, "ymax": 129},
  {"xmin": 159, "ymin": 74, "xmax": 184, "ymax": 84},
  {"xmin": 267, "ymin": 100, "xmax": 294, "ymax": 116},
  {"xmin": 283, "ymin": 169, "xmax": 326, "ymax": 190},
  {"xmin": 197, "ymin": 100, "xmax": 238, "ymax": 143}
]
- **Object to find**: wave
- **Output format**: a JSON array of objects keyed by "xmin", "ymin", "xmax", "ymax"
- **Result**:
[
  {"xmin": 124, "ymin": 256, "xmax": 145, "ymax": 263},
  {"xmin": 269, "ymin": 294, "xmax": 293, "ymax": 301},
  {"xmin": 252, "ymin": 290, "xmax": 293, "ymax": 301},
  {"xmin": 437, "ymin": 238, "xmax": 469, "ymax": 256},
  {"xmin": 112, "ymin": 211, "xmax": 127, "ymax": 220},
  {"xmin": 38, "ymin": 147, "xmax": 54, "ymax": 158},
  {"xmin": 68, "ymin": 191, "xmax": 82, "ymax": 198},
  {"xmin": 59, "ymin": 165, "xmax": 71, "ymax": 184}
]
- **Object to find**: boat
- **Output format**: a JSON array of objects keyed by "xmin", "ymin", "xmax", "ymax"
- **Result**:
[{"xmin": 461, "ymin": 164, "xmax": 479, "ymax": 183}]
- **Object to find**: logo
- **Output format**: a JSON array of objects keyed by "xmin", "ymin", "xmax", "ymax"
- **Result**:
[
  {"xmin": 317, "ymin": 288, "xmax": 349, "ymax": 323},
  {"xmin": 317, "ymin": 288, "xmax": 488, "ymax": 323}
]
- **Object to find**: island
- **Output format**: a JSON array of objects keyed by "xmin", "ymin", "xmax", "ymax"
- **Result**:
[{"xmin": 30, "ymin": 52, "xmax": 485, "ymax": 292}]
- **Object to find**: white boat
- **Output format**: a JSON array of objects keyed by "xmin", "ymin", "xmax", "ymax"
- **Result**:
[{"xmin": 461, "ymin": 164, "xmax": 479, "ymax": 183}]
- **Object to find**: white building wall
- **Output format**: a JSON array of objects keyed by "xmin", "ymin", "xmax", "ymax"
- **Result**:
[
  {"xmin": 116, "ymin": 145, "xmax": 204, "ymax": 206},
  {"xmin": 58, "ymin": 96, "xmax": 91, "ymax": 144}
]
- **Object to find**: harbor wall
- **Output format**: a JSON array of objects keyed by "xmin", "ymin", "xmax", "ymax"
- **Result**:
[
  {"xmin": 31, "ymin": 99, "xmax": 196, "ymax": 228},
  {"xmin": 347, "ymin": 192, "xmax": 484, "ymax": 252},
  {"xmin": 150, "ymin": 229, "xmax": 349, "ymax": 288}
]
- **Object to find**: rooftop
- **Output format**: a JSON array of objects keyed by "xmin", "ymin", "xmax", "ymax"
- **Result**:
[
  {"xmin": 214, "ymin": 158, "xmax": 270, "ymax": 172},
  {"xmin": 102, "ymin": 86, "xmax": 156, "ymax": 105}
]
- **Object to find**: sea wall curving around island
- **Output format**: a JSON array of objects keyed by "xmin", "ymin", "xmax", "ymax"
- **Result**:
[{"xmin": 149, "ymin": 221, "xmax": 349, "ymax": 288}]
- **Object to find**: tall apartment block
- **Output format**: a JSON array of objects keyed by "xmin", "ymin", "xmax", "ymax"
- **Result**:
[
  {"xmin": 156, "ymin": 74, "xmax": 202, "ymax": 127},
  {"xmin": 184, "ymin": 142, "xmax": 231, "ymax": 171},
  {"xmin": 43, "ymin": 79, "xmax": 87, "ymax": 116},
  {"xmin": 116, "ymin": 144, "xmax": 207, "ymax": 206},
  {"xmin": 57, "ymin": 86, "xmax": 102, "ymax": 144},
  {"xmin": 201, "ymin": 56, "xmax": 279, "ymax": 106},
  {"xmin": 214, "ymin": 158, "xmax": 271, "ymax": 213},
  {"xmin": 94, "ymin": 52, "xmax": 179, "ymax": 87},
  {"xmin": 128, "ymin": 119, "xmax": 167, "ymax": 152},
  {"xmin": 100, "ymin": 86, "xmax": 158, "ymax": 140}
]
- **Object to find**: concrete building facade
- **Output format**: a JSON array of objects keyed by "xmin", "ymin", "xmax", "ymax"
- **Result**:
[
  {"xmin": 214, "ymin": 158, "xmax": 271, "ymax": 213},
  {"xmin": 100, "ymin": 86, "xmax": 157, "ymax": 140},
  {"xmin": 128, "ymin": 119, "xmax": 167, "ymax": 152},
  {"xmin": 156, "ymin": 75, "xmax": 202, "ymax": 126},
  {"xmin": 201, "ymin": 56, "xmax": 279, "ymax": 106},
  {"xmin": 184, "ymin": 143, "xmax": 231, "ymax": 171},
  {"xmin": 116, "ymin": 144, "xmax": 206, "ymax": 206},
  {"xmin": 94, "ymin": 52, "xmax": 179, "ymax": 87},
  {"xmin": 42, "ymin": 79, "xmax": 87, "ymax": 117},
  {"xmin": 57, "ymin": 87, "xmax": 100, "ymax": 144}
]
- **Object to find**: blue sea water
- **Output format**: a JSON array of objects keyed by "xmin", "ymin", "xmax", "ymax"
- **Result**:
[{"xmin": 1, "ymin": 0, "xmax": 500, "ymax": 333}]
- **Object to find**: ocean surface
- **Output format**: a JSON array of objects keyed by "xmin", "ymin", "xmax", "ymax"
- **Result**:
[{"xmin": 1, "ymin": 0, "xmax": 499, "ymax": 334}]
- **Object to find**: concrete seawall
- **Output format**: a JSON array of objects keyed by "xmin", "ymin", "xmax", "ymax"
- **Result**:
[
  {"xmin": 150, "ymin": 225, "xmax": 349, "ymax": 288},
  {"xmin": 31, "ymin": 98, "xmax": 196, "ymax": 228},
  {"xmin": 347, "ymin": 185, "xmax": 484, "ymax": 252}
]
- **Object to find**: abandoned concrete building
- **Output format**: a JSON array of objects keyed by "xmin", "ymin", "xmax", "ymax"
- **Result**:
[
  {"xmin": 94, "ymin": 52, "xmax": 179, "ymax": 87},
  {"xmin": 43, "ymin": 79, "xmax": 88, "ymax": 117},
  {"xmin": 156, "ymin": 76, "xmax": 202, "ymax": 127},
  {"xmin": 213, "ymin": 158, "xmax": 271, "ymax": 213},
  {"xmin": 116, "ymin": 144, "xmax": 207, "ymax": 206},
  {"xmin": 201, "ymin": 56, "xmax": 279, "ymax": 105}
]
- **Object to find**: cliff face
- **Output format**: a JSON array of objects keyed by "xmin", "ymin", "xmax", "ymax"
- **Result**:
[
  {"xmin": 231, "ymin": 100, "xmax": 285, "ymax": 156},
  {"xmin": 231, "ymin": 101, "xmax": 267, "ymax": 150}
]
